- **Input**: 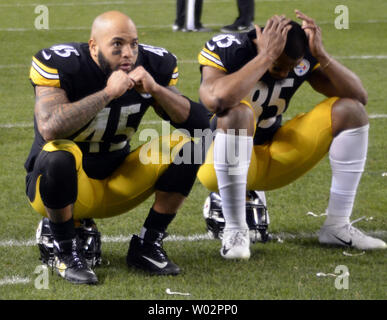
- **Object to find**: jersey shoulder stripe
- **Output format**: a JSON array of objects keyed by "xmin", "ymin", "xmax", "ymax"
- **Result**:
[
  {"xmin": 198, "ymin": 47, "xmax": 226, "ymax": 72},
  {"xmin": 168, "ymin": 66, "xmax": 179, "ymax": 86},
  {"xmin": 30, "ymin": 56, "xmax": 60, "ymax": 87},
  {"xmin": 32, "ymin": 56, "xmax": 59, "ymax": 77}
]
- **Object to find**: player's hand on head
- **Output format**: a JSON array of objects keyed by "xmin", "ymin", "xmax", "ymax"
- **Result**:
[
  {"xmin": 256, "ymin": 15, "xmax": 292, "ymax": 62},
  {"xmin": 295, "ymin": 9, "xmax": 326, "ymax": 58},
  {"xmin": 128, "ymin": 66, "xmax": 157, "ymax": 94},
  {"xmin": 105, "ymin": 70, "xmax": 135, "ymax": 99}
]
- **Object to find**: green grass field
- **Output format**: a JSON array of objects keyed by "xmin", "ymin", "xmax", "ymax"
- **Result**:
[{"xmin": 0, "ymin": 0, "xmax": 386, "ymax": 302}]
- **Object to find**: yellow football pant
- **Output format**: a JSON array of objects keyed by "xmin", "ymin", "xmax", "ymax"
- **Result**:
[
  {"xmin": 197, "ymin": 97, "xmax": 338, "ymax": 191},
  {"xmin": 29, "ymin": 133, "xmax": 191, "ymax": 220}
]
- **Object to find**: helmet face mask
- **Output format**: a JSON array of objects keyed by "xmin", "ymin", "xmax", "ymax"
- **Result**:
[
  {"xmin": 203, "ymin": 192, "xmax": 225, "ymax": 239},
  {"xmin": 75, "ymin": 219, "xmax": 102, "ymax": 268},
  {"xmin": 36, "ymin": 218, "xmax": 55, "ymax": 265},
  {"xmin": 203, "ymin": 191, "xmax": 272, "ymax": 243},
  {"xmin": 245, "ymin": 191, "xmax": 271, "ymax": 243},
  {"xmin": 36, "ymin": 218, "xmax": 102, "ymax": 268}
]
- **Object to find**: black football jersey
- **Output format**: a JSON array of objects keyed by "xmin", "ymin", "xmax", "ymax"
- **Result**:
[
  {"xmin": 25, "ymin": 42, "xmax": 178, "ymax": 178},
  {"xmin": 198, "ymin": 31, "xmax": 319, "ymax": 141}
]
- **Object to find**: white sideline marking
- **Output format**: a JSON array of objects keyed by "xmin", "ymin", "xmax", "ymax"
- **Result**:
[
  {"xmin": 1, "ymin": 229, "xmax": 385, "ymax": 287},
  {"xmin": 335, "ymin": 55, "xmax": 387, "ymax": 60},
  {"xmin": 0, "ymin": 276, "xmax": 31, "ymax": 286},
  {"xmin": 1, "ymin": 20, "xmax": 387, "ymax": 32},
  {"xmin": 0, "ymin": 0, "xmax": 346, "ymax": 8},
  {"xmin": 1, "ymin": 114, "xmax": 386, "ymax": 129},
  {"xmin": 1, "ymin": 230, "xmax": 386, "ymax": 248},
  {"xmin": 0, "ymin": 120, "xmax": 161, "ymax": 129},
  {"xmin": 0, "ymin": 64, "xmax": 27, "ymax": 69},
  {"xmin": 180, "ymin": 55, "xmax": 387, "ymax": 63},
  {"xmin": 2, "ymin": 55, "xmax": 386, "ymax": 70}
]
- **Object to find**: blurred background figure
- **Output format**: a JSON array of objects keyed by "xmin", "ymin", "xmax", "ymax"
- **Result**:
[
  {"xmin": 173, "ymin": 0, "xmax": 212, "ymax": 32},
  {"xmin": 221, "ymin": 0, "xmax": 255, "ymax": 33}
]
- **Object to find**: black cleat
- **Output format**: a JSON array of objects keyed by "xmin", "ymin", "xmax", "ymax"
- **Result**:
[
  {"xmin": 126, "ymin": 230, "xmax": 180, "ymax": 276},
  {"xmin": 53, "ymin": 238, "xmax": 98, "ymax": 285},
  {"xmin": 220, "ymin": 22, "xmax": 255, "ymax": 33},
  {"xmin": 37, "ymin": 217, "xmax": 102, "ymax": 269}
]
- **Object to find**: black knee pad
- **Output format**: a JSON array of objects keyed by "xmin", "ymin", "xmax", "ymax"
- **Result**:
[{"xmin": 38, "ymin": 150, "xmax": 78, "ymax": 209}]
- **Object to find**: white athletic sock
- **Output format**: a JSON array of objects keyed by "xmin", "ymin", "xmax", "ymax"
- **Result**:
[
  {"xmin": 325, "ymin": 125, "xmax": 369, "ymax": 226},
  {"xmin": 214, "ymin": 132, "xmax": 253, "ymax": 230}
]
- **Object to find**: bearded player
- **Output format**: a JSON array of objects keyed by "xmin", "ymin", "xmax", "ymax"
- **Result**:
[
  {"xmin": 26, "ymin": 11, "xmax": 209, "ymax": 284},
  {"xmin": 197, "ymin": 11, "xmax": 386, "ymax": 259}
]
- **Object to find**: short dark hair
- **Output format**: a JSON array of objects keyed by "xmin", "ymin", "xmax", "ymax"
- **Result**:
[{"xmin": 284, "ymin": 21, "xmax": 308, "ymax": 59}]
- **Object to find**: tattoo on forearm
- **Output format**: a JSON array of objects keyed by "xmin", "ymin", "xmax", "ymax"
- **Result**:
[{"xmin": 35, "ymin": 86, "xmax": 110, "ymax": 139}]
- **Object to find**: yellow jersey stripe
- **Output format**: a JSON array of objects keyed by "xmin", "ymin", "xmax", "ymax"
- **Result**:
[
  {"xmin": 30, "ymin": 66, "xmax": 60, "ymax": 87},
  {"xmin": 168, "ymin": 78, "xmax": 178, "ymax": 86},
  {"xmin": 202, "ymin": 48, "xmax": 222, "ymax": 62},
  {"xmin": 198, "ymin": 52, "xmax": 227, "ymax": 72},
  {"xmin": 200, "ymin": 48, "xmax": 225, "ymax": 68},
  {"xmin": 171, "ymin": 66, "xmax": 179, "ymax": 79},
  {"xmin": 32, "ymin": 56, "xmax": 59, "ymax": 75}
]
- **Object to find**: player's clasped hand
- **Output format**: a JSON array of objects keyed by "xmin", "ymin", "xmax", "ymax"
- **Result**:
[
  {"xmin": 128, "ymin": 66, "xmax": 158, "ymax": 94},
  {"xmin": 105, "ymin": 69, "xmax": 135, "ymax": 99},
  {"xmin": 255, "ymin": 15, "xmax": 292, "ymax": 62}
]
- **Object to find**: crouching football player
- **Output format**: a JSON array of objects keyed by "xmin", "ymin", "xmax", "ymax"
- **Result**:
[
  {"xmin": 197, "ymin": 11, "xmax": 386, "ymax": 259},
  {"xmin": 26, "ymin": 11, "xmax": 209, "ymax": 284}
]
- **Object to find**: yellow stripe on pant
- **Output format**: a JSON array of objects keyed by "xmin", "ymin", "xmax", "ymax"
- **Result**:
[
  {"xmin": 197, "ymin": 97, "xmax": 338, "ymax": 191},
  {"xmin": 29, "ymin": 134, "xmax": 191, "ymax": 219}
]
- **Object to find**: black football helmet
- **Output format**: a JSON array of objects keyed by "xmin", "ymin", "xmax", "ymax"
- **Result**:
[
  {"xmin": 203, "ymin": 191, "xmax": 271, "ymax": 243},
  {"xmin": 36, "ymin": 217, "xmax": 102, "ymax": 268}
]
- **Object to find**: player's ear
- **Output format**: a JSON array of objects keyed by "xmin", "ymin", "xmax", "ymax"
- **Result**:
[{"xmin": 88, "ymin": 38, "xmax": 98, "ymax": 59}]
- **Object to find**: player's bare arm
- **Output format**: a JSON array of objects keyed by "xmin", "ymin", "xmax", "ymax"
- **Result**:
[
  {"xmin": 296, "ymin": 10, "xmax": 368, "ymax": 105},
  {"xmin": 35, "ymin": 70, "xmax": 134, "ymax": 141},
  {"xmin": 200, "ymin": 15, "xmax": 292, "ymax": 114},
  {"xmin": 129, "ymin": 66, "xmax": 190, "ymax": 123}
]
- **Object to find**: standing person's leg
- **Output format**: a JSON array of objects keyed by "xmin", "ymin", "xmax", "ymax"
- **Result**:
[
  {"xmin": 221, "ymin": 0, "xmax": 255, "ymax": 33},
  {"xmin": 185, "ymin": 0, "xmax": 211, "ymax": 32},
  {"xmin": 236, "ymin": 0, "xmax": 254, "ymax": 26},
  {"xmin": 173, "ymin": 0, "xmax": 187, "ymax": 31},
  {"xmin": 192, "ymin": 0, "xmax": 212, "ymax": 31}
]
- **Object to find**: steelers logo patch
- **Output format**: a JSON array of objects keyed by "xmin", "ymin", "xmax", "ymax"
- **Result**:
[{"xmin": 294, "ymin": 59, "xmax": 310, "ymax": 76}]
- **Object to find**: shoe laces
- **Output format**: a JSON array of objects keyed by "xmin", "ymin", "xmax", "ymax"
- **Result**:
[
  {"xmin": 58, "ymin": 238, "xmax": 88, "ymax": 270},
  {"xmin": 153, "ymin": 239, "xmax": 169, "ymax": 260},
  {"xmin": 142, "ymin": 233, "xmax": 169, "ymax": 260},
  {"xmin": 346, "ymin": 216, "xmax": 368, "ymax": 237},
  {"xmin": 69, "ymin": 239, "xmax": 89, "ymax": 269},
  {"xmin": 225, "ymin": 230, "xmax": 248, "ymax": 247}
]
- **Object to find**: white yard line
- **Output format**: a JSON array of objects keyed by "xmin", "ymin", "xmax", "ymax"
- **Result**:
[
  {"xmin": 0, "ymin": 64, "xmax": 27, "ymax": 69},
  {"xmin": 178, "ymin": 55, "xmax": 387, "ymax": 63},
  {"xmin": 3, "ymin": 55, "xmax": 387, "ymax": 70},
  {"xmin": 1, "ymin": 20, "xmax": 387, "ymax": 32},
  {"xmin": 0, "ymin": 276, "xmax": 31, "ymax": 286},
  {"xmin": 1, "ymin": 229, "xmax": 385, "ymax": 287},
  {"xmin": 0, "ymin": 1, "xmax": 325, "ymax": 8},
  {"xmin": 1, "ymin": 230, "xmax": 386, "ymax": 248},
  {"xmin": 0, "ymin": 120, "xmax": 161, "ymax": 128},
  {"xmin": 1, "ymin": 114, "xmax": 386, "ymax": 129}
]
